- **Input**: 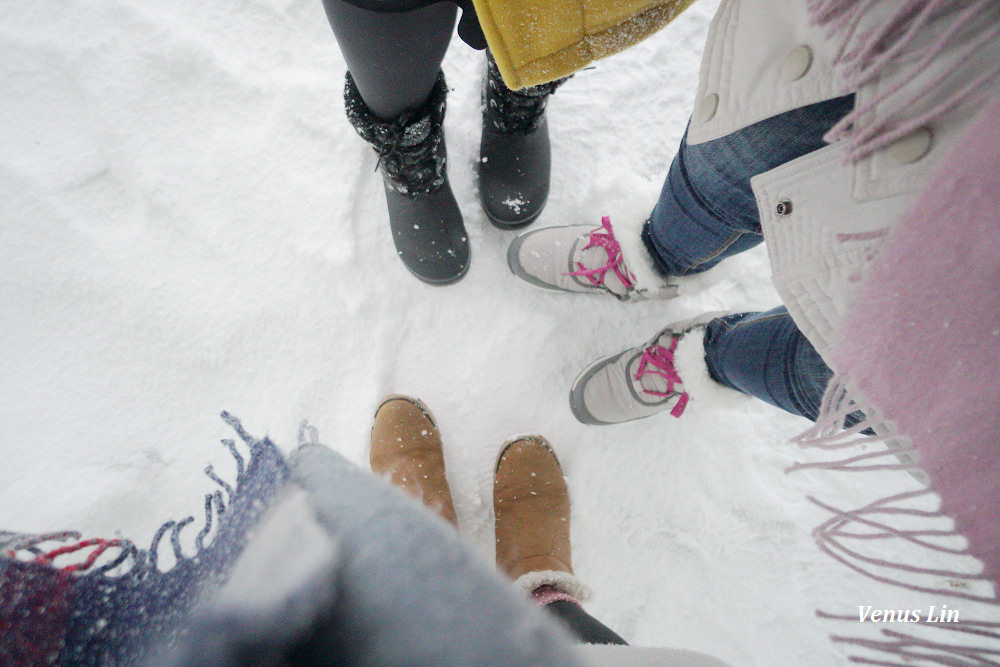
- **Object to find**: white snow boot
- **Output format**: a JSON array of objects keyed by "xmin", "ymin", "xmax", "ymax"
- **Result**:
[
  {"xmin": 569, "ymin": 312, "xmax": 735, "ymax": 425},
  {"xmin": 506, "ymin": 215, "xmax": 678, "ymax": 301}
]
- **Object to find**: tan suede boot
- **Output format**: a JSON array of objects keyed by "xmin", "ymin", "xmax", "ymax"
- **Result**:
[
  {"xmin": 370, "ymin": 395, "xmax": 458, "ymax": 527},
  {"xmin": 493, "ymin": 436, "xmax": 589, "ymax": 599}
]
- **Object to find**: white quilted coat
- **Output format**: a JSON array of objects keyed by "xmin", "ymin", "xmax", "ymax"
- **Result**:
[{"xmin": 685, "ymin": 0, "xmax": 1000, "ymax": 365}]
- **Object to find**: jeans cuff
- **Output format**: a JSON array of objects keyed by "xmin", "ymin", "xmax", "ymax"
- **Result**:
[{"xmin": 640, "ymin": 221, "xmax": 677, "ymax": 278}]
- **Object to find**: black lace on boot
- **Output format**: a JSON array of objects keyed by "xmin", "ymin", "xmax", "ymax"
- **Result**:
[
  {"xmin": 344, "ymin": 72, "xmax": 448, "ymax": 198},
  {"xmin": 485, "ymin": 53, "xmax": 569, "ymax": 135}
]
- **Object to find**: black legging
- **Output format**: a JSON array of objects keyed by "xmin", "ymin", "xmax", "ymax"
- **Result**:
[
  {"xmin": 320, "ymin": 0, "xmax": 456, "ymax": 119},
  {"xmin": 546, "ymin": 600, "xmax": 628, "ymax": 645}
]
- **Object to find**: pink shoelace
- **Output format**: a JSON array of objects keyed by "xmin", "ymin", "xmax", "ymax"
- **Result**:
[
  {"xmin": 634, "ymin": 336, "xmax": 689, "ymax": 418},
  {"xmin": 564, "ymin": 216, "xmax": 636, "ymax": 290}
]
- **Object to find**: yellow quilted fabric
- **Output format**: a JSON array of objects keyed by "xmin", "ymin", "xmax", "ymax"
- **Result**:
[{"xmin": 472, "ymin": 0, "xmax": 697, "ymax": 89}]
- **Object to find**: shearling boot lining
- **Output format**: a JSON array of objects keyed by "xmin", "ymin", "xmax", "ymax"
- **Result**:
[
  {"xmin": 513, "ymin": 569, "xmax": 592, "ymax": 602},
  {"xmin": 672, "ymin": 326, "xmax": 750, "ymax": 408},
  {"xmin": 608, "ymin": 212, "xmax": 678, "ymax": 301}
]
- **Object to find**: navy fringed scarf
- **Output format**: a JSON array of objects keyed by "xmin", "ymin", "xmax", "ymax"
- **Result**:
[{"xmin": 0, "ymin": 413, "xmax": 288, "ymax": 666}]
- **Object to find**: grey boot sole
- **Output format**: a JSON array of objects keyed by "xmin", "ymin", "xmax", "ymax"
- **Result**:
[{"xmin": 568, "ymin": 350, "xmax": 635, "ymax": 426}]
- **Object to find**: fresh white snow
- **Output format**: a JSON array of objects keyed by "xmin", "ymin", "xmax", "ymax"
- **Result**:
[{"xmin": 1, "ymin": 2, "xmax": 989, "ymax": 665}]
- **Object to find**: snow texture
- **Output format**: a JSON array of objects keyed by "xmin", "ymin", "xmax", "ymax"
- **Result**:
[{"xmin": 0, "ymin": 1, "xmax": 975, "ymax": 664}]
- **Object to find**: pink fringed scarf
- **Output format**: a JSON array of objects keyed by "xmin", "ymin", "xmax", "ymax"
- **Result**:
[{"xmin": 793, "ymin": 2, "xmax": 1000, "ymax": 663}]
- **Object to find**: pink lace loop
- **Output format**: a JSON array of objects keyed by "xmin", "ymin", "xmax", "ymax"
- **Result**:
[
  {"xmin": 634, "ymin": 336, "xmax": 689, "ymax": 418},
  {"xmin": 564, "ymin": 216, "xmax": 636, "ymax": 289}
]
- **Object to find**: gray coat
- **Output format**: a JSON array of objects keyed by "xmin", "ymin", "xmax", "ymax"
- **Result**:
[{"xmin": 164, "ymin": 441, "xmax": 727, "ymax": 666}]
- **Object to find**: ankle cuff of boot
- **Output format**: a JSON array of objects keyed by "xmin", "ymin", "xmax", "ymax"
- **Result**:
[
  {"xmin": 673, "ymin": 325, "xmax": 751, "ymax": 408},
  {"xmin": 615, "ymin": 213, "xmax": 732, "ymax": 301},
  {"xmin": 607, "ymin": 214, "xmax": 679, "ymax": 301},
  {"xmin": 530, "ymin": 584, "xmax": 582, "ymax": 608},
  {"xmin": 513, "ymin": 570, "xmax": 591, "ymax": 603},
  {"xmin": 485, "ymin": 52, "xmax": 569, "ymax": 134},
  {"xmin": 344, "ymin": 71, "xmax": 448, "ymax": 197}
]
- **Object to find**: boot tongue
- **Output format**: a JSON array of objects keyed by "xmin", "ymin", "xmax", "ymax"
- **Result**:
[
  {"xmin": 637, "ymin": 372, "xmax": 669, "ymax": 395},
  {"xmin": 632, "ymin": 333, "xmax": 682, "ymax": 396},
  {"xmin": 579, "ymin": 244, "xmax": 632, "ymax": 298}
]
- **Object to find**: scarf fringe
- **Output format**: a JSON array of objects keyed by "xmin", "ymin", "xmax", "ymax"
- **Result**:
[
  {"xmin": 794, "ymin": 378, "xmax": 1000, "ymax": 664},
  {"xmin": 807, "ymin": 0, "xmax": 1000, "ymax": 163},
  {"xmin": 825, "ymin": 624, "xmax": 1000, "ymax": 666},
  {"xmin": 2, "ymin": 412, "xmax": 260, "ymax": 578}
]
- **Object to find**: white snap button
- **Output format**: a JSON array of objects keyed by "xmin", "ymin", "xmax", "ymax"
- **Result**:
[
  {"xmin": 698, "ymin": 93, "xmax": 719, "ymax": 122},
  {"xmin": 887, "ymin": 127, "xmax": 933, "ymax": 164},
  {"xmin": 781, "ymin": 45, "xmax": 813, "ymax": 81}
]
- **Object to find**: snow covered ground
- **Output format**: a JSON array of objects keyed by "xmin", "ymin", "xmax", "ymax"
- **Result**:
[{"xmin": 1, "ymin": 2, "xmax": 989, "ymax": 665}]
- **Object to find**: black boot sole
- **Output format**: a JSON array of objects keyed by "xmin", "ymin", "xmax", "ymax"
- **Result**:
[
  {"xmin": 384, "ymin": 182, "xmax": 470, "ymax": 286},
  {"xmin": 478, "ymin": 118, "xmax": 552, "ymax": 231},
  {"xmin": 482, "ymin": 200, "xmax": 547, "ymax": 230}
]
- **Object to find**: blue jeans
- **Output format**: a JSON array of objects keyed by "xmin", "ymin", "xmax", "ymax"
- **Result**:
[
  {"xmin": 703, "ymin": 308, "xmax": 834, "ymax": 421},
  {"xmin": 642, "ymin": 96, "xmax": 855, "ymax": 421}
]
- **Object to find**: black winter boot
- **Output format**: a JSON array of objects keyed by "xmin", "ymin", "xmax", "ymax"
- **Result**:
[
  {"xmin": 345, "ymin": 72, "xmax": 469, "ymax": 285},
  {"xmin": 479, "ymin": 53, "xmax": 568, "ymax": 229}
]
